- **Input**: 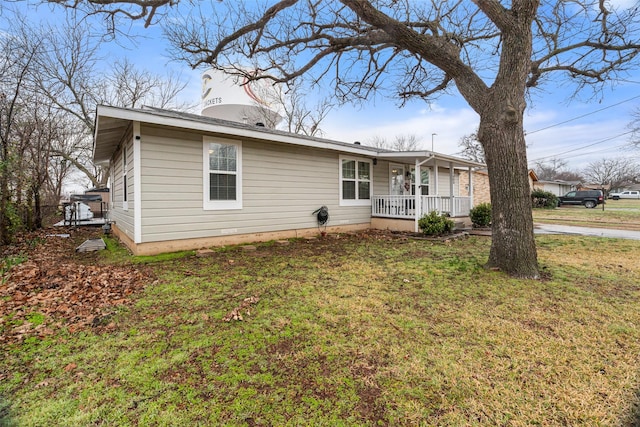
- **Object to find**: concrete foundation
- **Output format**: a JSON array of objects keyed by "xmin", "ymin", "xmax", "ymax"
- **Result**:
[{"xmin": 110, "ymin": 222, "xmax": 371, "ymax": 256}]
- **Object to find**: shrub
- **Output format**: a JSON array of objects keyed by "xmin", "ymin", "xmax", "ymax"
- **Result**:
[
  {"xmin": 469, "ymin": 203, "xmax": 491, "ymax": 228},
  {"xmin": 531, "ymin": 189, "xmax": 558, "ymax": 209},
  {"xmin": 418, "ymin": 210, "xmax": 454, "ymax": 235}
]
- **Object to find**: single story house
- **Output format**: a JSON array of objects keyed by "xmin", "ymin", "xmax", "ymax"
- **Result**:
[
  {"xmin": 578, "ymin": 183, "xmax": 611, "ymax": 192},
  {"xmin": 93, "ymin": 105, "xmax": 485, "ymax": 255},
  {"xmin": 532, "ymin": 179, "xmax": 576, "ymax": 196}
]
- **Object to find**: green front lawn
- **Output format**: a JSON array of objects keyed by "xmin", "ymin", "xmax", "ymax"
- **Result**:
[
  {"xmin": 2, "ymin": 233, "xmax": 640, "ymax": 425},
  {"xmin": 533, "ymin": 199, "xmax": 640, "ymax": 230}
]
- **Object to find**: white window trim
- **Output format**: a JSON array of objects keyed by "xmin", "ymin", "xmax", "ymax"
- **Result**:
[
  {"xmin": 133, "ymin": 123, "xmax": 142, "ymax": 244},
  {"xmin": 411, "ymin": 166, "xmax": 431, "ymax": 195},
  {"xmin": 122, "ymin": 143, "xmax": 128, "ymax": 211},
  {"xmin": 339, "ymin": 155, "xmax": 372, "ymax": 207},
  {"xmin": 203, "ymin": 136, "xmax": 243, "ymax": 210},
  {"xmin": 110, "ymin": 165, "xmax": 114, "ymax": 205}
]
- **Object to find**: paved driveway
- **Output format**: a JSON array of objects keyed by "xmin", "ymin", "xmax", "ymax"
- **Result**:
[{"xmin": 534, "ymin": 223, "xmax": 640, "ymax": 240}]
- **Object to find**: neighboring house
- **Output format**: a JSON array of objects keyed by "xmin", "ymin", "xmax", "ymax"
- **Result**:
[
  {"xmin": 93, "ymin": 105, "xmax": 485, "ymax": 255},
  {"xmin": 533, "ymin": 179, "xmax": 576, "ymax": 196},
  {"xmin": 578, "ymin": 183, "xmax": 611, "ymax": 192},
  {"xmin": 528, "ymin": 170, "xmax": 539, "ymax": 191}
]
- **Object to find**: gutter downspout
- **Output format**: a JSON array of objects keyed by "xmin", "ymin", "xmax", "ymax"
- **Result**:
[{"xmin": 468, "ymin": 166, "xmax": 474, "ymax": 211}]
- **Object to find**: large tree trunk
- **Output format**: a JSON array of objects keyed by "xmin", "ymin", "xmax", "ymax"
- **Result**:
[
  {"xmin": 479, "ymin": 112, "xmax": 538, "ymax": 278},
  {"xmin": 466, "ymin": 1, "xmax": 540, "ymax": 279}
]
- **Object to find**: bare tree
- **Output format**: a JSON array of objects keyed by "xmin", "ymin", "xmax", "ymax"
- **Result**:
[
  {"xmin": 366, "ymin": 134, "xmax": 421, "ymax": 151},
  {"xmin": 104, "ymin": 59, "xmax": 191, "ymax": 110},
  {"xmin": 47, "ymin": 1, "xmax": 640, "ymax": 278},
  {"xmin": 33, "ymin": 20, "xmax": 192, "ymax": 187},
  {"xmin": 629, "ymin": 107, "xmax": 640, "ymax": 149},
  {"xmin": 0, "ymin": 16, "xmax": 43, "ymax": 244},
  {"xmin": 582, "ymin": 157, "xmax": 639, "ymax": 191},
  {"xmin": 533, "ymin": 158, "xmax": 568, "ymax": 181},
  {"xmin": 243, "ymin": 79, "xmax": 335, "ymax": 137},
  {"xmin": 457, "ymin": 132, "xmax": 485, "ymax": 164},
  {"xmin": 44, "ymin": 0, "xmax": 184, "ymax": 33},
  {"xmin": 554, "ymin": 170, "xmax": 584, "ymax": 182},
  {"xmin": 0, "ymin": 10, "xmax": 194, "ymax": 241}
]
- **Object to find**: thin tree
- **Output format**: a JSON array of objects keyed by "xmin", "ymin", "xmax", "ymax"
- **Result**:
[
  {"xmin": 533, "ymin": 158, "xmax": 569, "ymax": 181},
  {"xmin": 31, "ymin": 20, "xmax": 193, "ymax": 188},
  {"xmin": 367, "ymin": 134, "xmax": 421, "ymax": 152},
  {"xmin": 46, "ymin": 1, "xmax": 640, "ymax": 278},
  {"xmin": 457, "ymin": 132, "xmax": 485, "ymax": 164},
  {"xmin": 242, "ymin": 78, "xmax": 335, "ymax": 137},
  {"xmin": 0, "ymin": 16, "xmax": 43, "ymax": 244}
]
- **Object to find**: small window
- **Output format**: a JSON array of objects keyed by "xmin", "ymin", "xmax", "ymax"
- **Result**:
[
  {"xmin": 203, "ymin": 137, "xmax": 242, "ymax": 210},
  {"xmin": 340, "ymin": 156, "xmax": 372, "ymax": 206}
]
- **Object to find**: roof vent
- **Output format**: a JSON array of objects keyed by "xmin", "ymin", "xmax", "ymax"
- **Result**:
[
  {"xmin": 354, "ymin": 141, "xmax": 361, "ymax": 145},
  {"xmin": 255, "ymin": 122, "xmax": 265, "ymax": 127}
]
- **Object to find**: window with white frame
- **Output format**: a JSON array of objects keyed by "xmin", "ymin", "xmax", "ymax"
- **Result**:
[
  {"xmin": 203, "ymin": 137, "xmax": 242, "ymax": 210},
  {"xmin": 411, "ymin": 168, "xmax": 430, "ymax": 195},
  {"xmin": 340, "ymin": 156, "xmax": 372, "ymax": 206}
]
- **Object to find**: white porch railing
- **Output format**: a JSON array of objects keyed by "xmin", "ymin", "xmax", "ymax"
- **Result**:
[{"xmin": 372, "ymin": 195, "xmax": 471, "ymax": 218}]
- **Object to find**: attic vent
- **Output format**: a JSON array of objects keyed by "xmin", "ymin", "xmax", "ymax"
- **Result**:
[
  {"xmin": 354, "ymin": 141, "xmax": 361, "ymax": 145},
  {"xmin": 255, "ymin": 122, "xmax": 265, "ymax": 127}
]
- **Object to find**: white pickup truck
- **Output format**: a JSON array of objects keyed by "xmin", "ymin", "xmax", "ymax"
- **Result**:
[{"xmin": 608, "ymin": 190, "xmax": 640, "ymax": 200}]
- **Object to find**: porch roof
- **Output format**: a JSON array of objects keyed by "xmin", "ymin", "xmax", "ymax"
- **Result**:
[{"xmin": 376, "ymin": 151, "xmax": 485, "ymax": 169}]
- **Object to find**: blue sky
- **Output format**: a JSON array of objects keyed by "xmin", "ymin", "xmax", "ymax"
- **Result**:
[{"xmin": 6, "ymin": 1, "xmax": 640, "ymax": 173}]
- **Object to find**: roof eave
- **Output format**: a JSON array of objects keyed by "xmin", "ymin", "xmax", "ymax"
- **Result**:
[{"xmin": 93, "ymin": 105, "xmax": 381, "ymax": 164}]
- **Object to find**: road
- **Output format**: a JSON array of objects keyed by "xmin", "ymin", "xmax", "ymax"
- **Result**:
[{"xmin": 534, "ymin": 223, "xmax": 640, "ymax": 240}]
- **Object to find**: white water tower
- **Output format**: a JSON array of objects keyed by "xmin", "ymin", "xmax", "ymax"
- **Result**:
[{"xmin": 201, "ymin": 68, "xmax": 282, "ymax": 127}]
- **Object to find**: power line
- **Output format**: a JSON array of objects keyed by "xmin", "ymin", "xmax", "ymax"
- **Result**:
[
  {"xmin": 526, "ymin": 94, "xmax": 640, "ymax": 135},
  {"xmin": 528, "ymin": 130, "xmax": 634, "ymax": 163}
]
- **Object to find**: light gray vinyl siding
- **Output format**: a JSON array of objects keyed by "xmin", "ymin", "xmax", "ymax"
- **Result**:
[
  {"xmin": 109, "ymin": 130, "xmax": 135, "ymax": 241},
  {"xmin": 372, "ymin": 160, "xmax": 390, "ymax": 195},
  {"xmin": 435, "ymin": 167, "xmax": 460, "ymax": 196},
  {"xmin": 138, "ymin": 124, "xmax": 371, "ymax": 243}
]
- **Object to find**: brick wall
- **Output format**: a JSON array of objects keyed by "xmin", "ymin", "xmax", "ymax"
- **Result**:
[{"xmin": 458, "ymin": 170, "xmax": 491, "ymax": 205}]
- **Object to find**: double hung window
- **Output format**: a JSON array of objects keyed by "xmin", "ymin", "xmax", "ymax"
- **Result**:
[
  {"xmin": 203, "ymin": 137, "xmax": 242, "ymax": 210},
  {"xmin": 340, "ymin": 157, "xmax": 372, "ymax": 206}
]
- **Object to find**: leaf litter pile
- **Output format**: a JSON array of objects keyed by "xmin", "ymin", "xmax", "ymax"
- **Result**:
[{"xmin": 0, "ymin": 227, "xmax": 152, "ymax": 345}]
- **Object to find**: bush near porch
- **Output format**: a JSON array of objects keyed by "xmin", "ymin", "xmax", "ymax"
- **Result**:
[{"xmin": 418, "ymin": 211, "xmax": 454, "ymax": 235}]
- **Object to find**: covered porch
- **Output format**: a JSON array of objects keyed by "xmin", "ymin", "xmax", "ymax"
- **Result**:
[{"xmin": 370, "ymin": 151, "xmax": 484, "ymax": 232}]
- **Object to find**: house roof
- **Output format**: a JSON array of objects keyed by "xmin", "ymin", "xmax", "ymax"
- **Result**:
[
  {"xmin": 93, "ymin": 105, "xmax": 485, "ymax": 169},
  {"xmin": 535, "ymin": 179, "xmax": 577, "ymax": 185}
]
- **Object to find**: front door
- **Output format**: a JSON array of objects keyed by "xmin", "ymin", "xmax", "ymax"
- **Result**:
[{"xmin": 390, "ymin": 164, "xmax": 406, "ymax": 195}]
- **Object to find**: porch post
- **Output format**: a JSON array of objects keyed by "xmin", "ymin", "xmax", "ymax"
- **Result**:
[
  {"xmin": 415, "ymin": 159, "xmax": 420, "ymax": 233},
  {"xmin": 468, "ymin": 166, "xmax": 474, "ymax": 208},
  {"xmin": 433, "ymin": 159, "xmax": 439, "ymax": 212},
  {"xmin": 449, "ymin": 162, "xmax": 455, "ymax": 217}
]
